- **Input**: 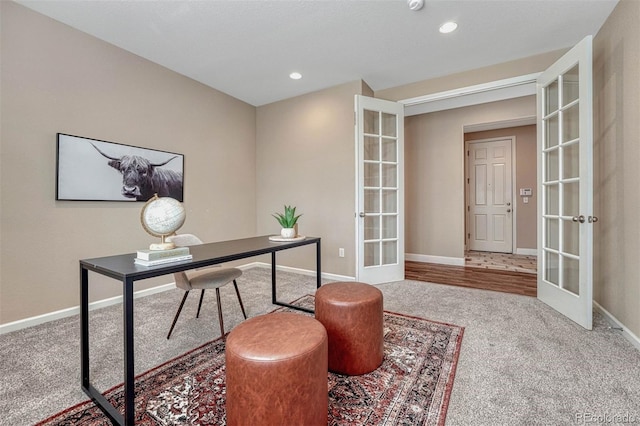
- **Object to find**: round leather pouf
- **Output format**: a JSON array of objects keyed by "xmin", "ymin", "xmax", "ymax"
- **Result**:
[
  {"xmin": 225, "ymin": 312, "xmax": 328, "ymax": 426},
  {"xmin": 315, "ymin": 282, "xmax": 384, "ymax": 376}
]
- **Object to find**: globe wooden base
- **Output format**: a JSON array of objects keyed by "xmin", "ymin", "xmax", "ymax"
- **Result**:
[{"xmin": 149, "ymin": 242, "xmax": 176, "ymax": 250}]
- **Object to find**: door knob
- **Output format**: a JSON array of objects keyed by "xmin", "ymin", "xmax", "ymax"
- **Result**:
[
  {"xmin": 506, "ymin": 209, "xmax": 511, "ymax": 213},
  {"xmin": 572, "ymin": 215, "xmax": 586, "ymax": 223},
  {"xmin": 359, "ymin": 212, "xmax": 366, "ymax": 218},
  {"xmin": 506, "ymin": 202, "xmax": 511, "ymax": 206},
  {"xmin": 589, "ymin": 216, "xmax": 599, "ymax": 223}
]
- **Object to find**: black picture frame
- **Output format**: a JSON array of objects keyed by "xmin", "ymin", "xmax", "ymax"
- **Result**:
[{"xmin": 56, "ymin": 133, "xmax": 184, "ymax": 202}]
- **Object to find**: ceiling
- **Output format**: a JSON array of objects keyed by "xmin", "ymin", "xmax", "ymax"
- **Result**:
[{"xmin": 17, "ymin": 0, "xmax": 618, "ymax": 107}]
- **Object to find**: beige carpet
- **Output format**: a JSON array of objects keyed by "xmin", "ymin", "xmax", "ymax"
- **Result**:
[{"xmin": 1, "ymin": 267, "xmax": 639, "ymax": 425}]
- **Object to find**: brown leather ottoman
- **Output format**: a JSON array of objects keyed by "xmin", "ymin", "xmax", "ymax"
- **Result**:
[
  {"xmin": 225, "ymin": 312, "xmax": 328, "ymax": 426},
  {"xmin": 315, "ymin": 281, "xmax": 384, "ymax": 376}
]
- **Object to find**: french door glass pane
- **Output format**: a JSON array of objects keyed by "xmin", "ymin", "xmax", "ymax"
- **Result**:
[
  {"xmin": 545, "ymin": 80, "xmax": 559, "ymax": 114},
  {"xmin": 545, "ymin": 184, "xmax": 559, "ymax": 215},
  {"xmin": 381, "ymin": 113, "xmax": 396, "ymax": 137},
  {"xmin": 562, "ymin": 182, "xmax": 579, "ymax": 217},
  {"xmin": 563, "ymin": 143, "xmax": 579, "ymax": 179},
  {"xmin": 382, "ymin": 163, "xmax": 397, "ymax": 187},
  {"xmin": 545, "ymin": 115, "xmax": 559, "ymax": 148},
  {"xmin": 364, "ymin": 216, "xmax": 379, "ymax": 240},
  {"xmin": 364, "ymin": 241, "xmax": 380, "ymax": 267},
  {"xmin": 382, "ymin": 215, "xmax": 397, "ymax": 238},
  {"xmin": 365, "ymin": 162, "xmax": 380, "ymax": 187},
  {"xmin": 563, "ymin": 256, "xmax": 580, "ymax": 295},
  {"xmin": 364, "ymin": 110, "xmax": 379, "ymax": 135},
  {"xmin": 364, "ymin": 189, "xmax": 380, "ymax": 213},
  {"xmin": 562, "ymin": 65, "xmax": 580, "ymax": 106},
  {"xmin": 545, "ymin": 149, "xmax": 559, "ymax": 181},
  {"xmin": 364, "ymin": 136, "xmax": 379, "ymax": 161},
  {"xmin": 382, "ymin": 190, "xmax": 397, "ymax": 213},
  {"xmin": 545, "ymin": 251, "xmax": 559, "ymax": 286},
  {"xmin": 563, "ymin": 219, "xmax": 579, "ymax": 256},
  {"xmin": 563, "ymin": 104, "xmax": 580, "ymax": 142},
  {"xmin": 382, "ymin": 241, "xmax": 397, "ymax": 265},
  {"xmin": 546, "ymin": 218, "xmax": 559, "ymax": 251},
  {"xmin": 381, "ymin": 138, "xmax": 397, "ymax": 162}
]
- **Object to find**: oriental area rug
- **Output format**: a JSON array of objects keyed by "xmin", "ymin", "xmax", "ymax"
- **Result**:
[{"xmin": 37, "ymin": 295, "xmax": 464, "ymax": 426}]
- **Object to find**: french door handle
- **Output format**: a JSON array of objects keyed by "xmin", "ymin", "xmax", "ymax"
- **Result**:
[{"xmin": 572, "ymin": 215, "xmax": 586, "ymax": 223}]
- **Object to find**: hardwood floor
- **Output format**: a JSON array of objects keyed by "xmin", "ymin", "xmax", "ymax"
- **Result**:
[{"xmin": 405, "ymin": 261, "xmax": 537, "ymax": 297}]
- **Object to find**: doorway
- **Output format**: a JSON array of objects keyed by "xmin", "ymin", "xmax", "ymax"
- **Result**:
[
  {"xmin": 464, "ymin": 124, "xmax": 538, "ymax": 258},
  {"xmin": 465, "ymin": 137, "xmax": 514, "ymax": 253}
]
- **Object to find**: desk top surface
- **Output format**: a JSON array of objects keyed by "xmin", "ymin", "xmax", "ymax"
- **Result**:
[{"xmin": 80, "ymin": 235, "xmax": 320, "ymax": 281}]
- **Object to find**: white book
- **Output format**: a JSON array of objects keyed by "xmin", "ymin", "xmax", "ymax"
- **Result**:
[
  {"xmin": 134, "ymin": 254, "xmax": 193, "ymax": 267},
  {"xmin": 136, "ymin": 247, "xmax": 190, "ymax": 261}
]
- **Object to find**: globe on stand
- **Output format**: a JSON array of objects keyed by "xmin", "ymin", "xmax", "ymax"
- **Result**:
[{"xmin": 140, "ymin": 194, "xmax": 186, "ymax": 250}]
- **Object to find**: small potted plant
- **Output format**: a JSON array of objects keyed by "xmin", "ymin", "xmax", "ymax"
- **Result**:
[{"xmin": 273, "ymin": 205, "xmax": 302, "ymax": 239}]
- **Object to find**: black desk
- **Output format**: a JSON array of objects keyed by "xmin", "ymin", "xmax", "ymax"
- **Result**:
[{"xmin": 80, "ymin": 235, "xmax": 321, "ymax": 425}]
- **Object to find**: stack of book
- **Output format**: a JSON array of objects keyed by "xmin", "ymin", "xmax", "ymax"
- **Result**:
[{"xmin": 134, "ymin": 246, "xmax": 192, "ymax": 266}]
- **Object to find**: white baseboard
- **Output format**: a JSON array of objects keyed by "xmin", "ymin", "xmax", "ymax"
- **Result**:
[
  {"xmin": 594, "ymin": 301, "xmax": 640, "ymax": 352},
  {"xmin": 0, "ymin": 283, "xmax": 176, "ymax": 335},
  {"xmin": 406, "ymin": 253, "xmax": 465, "ymax": 266},
  {"xmin": 251, "ymin": 262, "xmax": 354, "ymax": 282},
  {"xmin": 0, "ymin": 263, "xmax": 353, "ymax": 335},
  {"xmin": 515, "ymin": 248, "xmax": 537, "ymax": 256}
]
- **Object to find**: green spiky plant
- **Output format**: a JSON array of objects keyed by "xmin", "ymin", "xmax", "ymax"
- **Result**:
[{"xmin": 272, "ymin": 205, "xmax": 302, "ymax": 228}]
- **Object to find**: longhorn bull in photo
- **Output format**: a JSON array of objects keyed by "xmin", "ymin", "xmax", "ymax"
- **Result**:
[{"xmin": 91, "ymin": 143, "xmax": 183, "ymax": 201}]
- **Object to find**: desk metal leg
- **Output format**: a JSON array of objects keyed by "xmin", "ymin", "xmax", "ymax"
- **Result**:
[
  {"xmin": 123, "ymin": 278, "xmax": 135, "ymax": 425},
  {"xmin": 271, "ymin": 252, "xmax": 277, "ymax": 305},
  {"xmin": 316, "ymin": 239, "xmax": 322, "ymax": 289},
  {"xmin": 80, "ymin": 266, "xmax": 89, "ymax": 389},
  {"xmin": 81, "ymin": 268, "xmax": 126, "ymax": 425}
]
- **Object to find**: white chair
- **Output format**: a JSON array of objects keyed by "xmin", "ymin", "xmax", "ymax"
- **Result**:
[{"xmin": 165, "ymin": 234, "xmax": 247, "ymax": 339}]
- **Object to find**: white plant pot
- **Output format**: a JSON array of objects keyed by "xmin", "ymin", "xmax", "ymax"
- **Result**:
[{"xmin": 280, "ymin": 228, "xmax": 296, "ymax": 239}]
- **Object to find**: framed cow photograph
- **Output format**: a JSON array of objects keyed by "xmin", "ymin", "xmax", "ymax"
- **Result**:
[{"xmin": 56, "ymin": 133, "xmax": 184, "ymax": 202}]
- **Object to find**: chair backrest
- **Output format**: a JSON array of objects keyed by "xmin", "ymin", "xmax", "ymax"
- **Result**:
[
  {"xmin": 167, "ymin": 233, "xmax": 203, "ymax": 247},
  {"xmin": 166, "ymin": 234, "xmax": 204, "ymax": 290}
]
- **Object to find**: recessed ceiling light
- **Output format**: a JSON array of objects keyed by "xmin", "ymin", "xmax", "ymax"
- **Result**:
[
  {"xmin": 439, "ymin": 21, "xmax": 458, "ymax": 34},
  {"xmin": 289, "ymin": 72, "xmax": 302, "ymax": 80},
  {"xmin": 407, "ymin": 0, "xmax": 424, "ymax": 11}
]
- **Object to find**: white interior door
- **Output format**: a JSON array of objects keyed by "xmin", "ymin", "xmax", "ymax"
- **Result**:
[
  {"xmin": 355, "ymin": 95, "xmax": 404, "ymax": 284},
  {"xmin": 537, "ymin": 36, "xmax": 594, "ymax": 330},
  {"xmin": 467, "ymin": 138, "xmax": 513, "ymax": 253}
]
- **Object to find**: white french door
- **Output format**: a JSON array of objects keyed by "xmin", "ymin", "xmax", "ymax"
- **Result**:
[
  {"xmin": 537, "ymin": 36, "xmax": 595, "ymax": 330},
  {"xmin": 355, "ymin": 95, "xmax": 404, "ymax": 284},
  {"xmin": 467, "ymin": 138, "xmax": 514, "ymax": 253}
]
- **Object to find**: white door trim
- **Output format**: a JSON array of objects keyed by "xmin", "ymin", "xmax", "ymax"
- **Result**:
[
  {"xmin": 465, "ymin": 136, "xmax": 516, "ymax": 253},
  {"xmin": 400, "ymin": 73, "xmax": 542, "ymax": 116}
]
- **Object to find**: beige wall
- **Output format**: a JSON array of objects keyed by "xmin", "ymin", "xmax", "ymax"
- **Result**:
[
  {"xmin": 465, "ymin": 125, "xmax": 537, "ymax": 250},
  {"xmin": 593, "ymin": 0, "xmax": 640, "ymax": 338},
  {"xmin": 256, "ymin": 81, "xmax": 368, "ymax": 277},
  {"xmin": 403, "ymin": 97, "xmax": 536, "ymax": 260},
  {"xmin": 0, "ymin": 3, "xmax": 256, "ymax": 324}
]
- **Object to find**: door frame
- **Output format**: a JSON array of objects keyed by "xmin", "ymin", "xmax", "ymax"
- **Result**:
[{"xmin": 464, "ymin": 136, "xmax": 517, "ymax": 254}]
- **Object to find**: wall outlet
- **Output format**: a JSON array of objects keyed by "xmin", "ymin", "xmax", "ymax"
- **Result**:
[{"xmin": 339, "ymin": 248, "xmax": 345, "ymax": 258}]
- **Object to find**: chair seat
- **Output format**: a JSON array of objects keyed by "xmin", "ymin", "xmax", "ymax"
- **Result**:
[
  {"xmin": 165, "ymin": 233, "xmax": 247, "ymax": 340},
  {"xmin": 188, "ymin": 267, "xmax": 243, "ymax": 290}
]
